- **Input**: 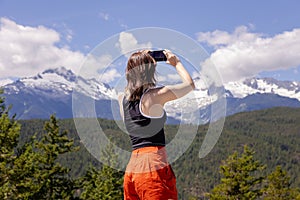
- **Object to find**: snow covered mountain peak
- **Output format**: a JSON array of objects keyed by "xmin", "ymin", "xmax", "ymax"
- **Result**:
[
  {"xmin": 3, "ymin": 67, "xmax": 117, "ymax": 100},
  {"xmin": 225, "ymin": 77, "xmax": 300, "ymax": 101},
  {"xmin": 41, "ymin": 67, "xmax": 77, "ymax": 82}
]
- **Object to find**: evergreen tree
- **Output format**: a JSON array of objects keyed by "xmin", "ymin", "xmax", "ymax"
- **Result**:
[
  {"xmin": 0, "ymin": 90, "xmax": 21, "ymax": 199},
  {"xmin": 11, "ymin": 137, "xmax": 41, "ymax": 199},
  {"xmin": 79, "ymin": 143, "xmax": 123, "ymax": 199},
  {"xmin": 262, "ymin": 165, "xmax": 300, "ymax": 199},
  {"xmin": 208, "ymin": 145, "xmax": 265, "ymax": 200},
  {"xmin": 31, "ymin": 115, "xmax": 80, "ymax": 199},
  {"xmin": 0, "ymin": 90, "xmax": 42, "ymax": 199}
]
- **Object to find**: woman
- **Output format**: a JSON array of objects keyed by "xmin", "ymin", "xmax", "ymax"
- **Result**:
[{"xmin": 119, "ymin": 49, "xmax": 195, "ymax": 200}]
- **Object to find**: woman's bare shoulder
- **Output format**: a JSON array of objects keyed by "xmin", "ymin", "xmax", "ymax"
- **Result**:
[{"xmin": 142, "ymin": 86, "xmax": 166, "ymax": 104}]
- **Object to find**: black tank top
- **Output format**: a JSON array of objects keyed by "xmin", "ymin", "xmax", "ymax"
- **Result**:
[{"xmin": 123, "ymin": 89, "xmax": 167, "ymax": 150}]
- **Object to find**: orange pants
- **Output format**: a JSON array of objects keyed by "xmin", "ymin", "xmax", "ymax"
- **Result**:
[{"xmin": 123, "ymin": 146, "xmax": 178, "ymax": 200}]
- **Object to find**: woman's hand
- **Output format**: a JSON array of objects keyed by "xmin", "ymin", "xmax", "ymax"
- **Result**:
[{"xmin": 164, "ymin": 49, "xmax": 180, "ymax": 67}]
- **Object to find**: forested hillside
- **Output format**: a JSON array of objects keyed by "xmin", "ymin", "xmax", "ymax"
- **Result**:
[
  {"xmin": 173, "ymin": 107, "xmax": 300, "ymax": 198},
  {"xmin": 15, "ymin": 107, "xmax": 300, "ymax": 199}
]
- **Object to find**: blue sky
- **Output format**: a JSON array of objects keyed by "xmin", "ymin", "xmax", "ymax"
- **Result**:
[{"xmin": 1, "ymin": 0, "xmax": 300, "ymax": 85}]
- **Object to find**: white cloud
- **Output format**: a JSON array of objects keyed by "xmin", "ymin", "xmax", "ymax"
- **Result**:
[
  {"xmin": 80, "ymin": 54, "xmax": 113, "ymax": 78},
  {"xmin": 52, "ymin": 22, "xmax": 73, "ymax": 43},
  {"xmin": 120, "ymin": 23, "xmax": 128, "ymax": 30},
  {"xmin": 116, "ymin": 32, "xmax": 152, "ymax": 57},
  {"xmin": 99, "ymin": 68, "xmax": 121, "ymax": 83},
  {"xmin": 197, "ymin": 26, "xmax": 300, "ymax": 83},
  {"xmin": 197, "ymin": 25, "xmax": 260, "ymax": 48},
  {"xmin": 156, "ymin": 73, "xmax": 180, "ymax": 84},
  {"xmin": 0, "ymin": 18, "xmax": 128, "ymax": 84},
  {"xmin": 65, "ymin": 29, "xmax": 73, "ymax": 42},
  {"xmin": 99, "ymin": 12, "xmax": 109, "ymax": 21},
  {"xmin": 0, "ymin": 18, "xmax": 85, "ymax": 78},
  {"xmin": 0, "ymin": 78, "xmax": 14, "ymax": 87}
]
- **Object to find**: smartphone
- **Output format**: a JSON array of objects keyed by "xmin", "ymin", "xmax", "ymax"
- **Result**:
[{"xmin": 148, "ymin": 50, "xmax": 167, "ymax": 62}]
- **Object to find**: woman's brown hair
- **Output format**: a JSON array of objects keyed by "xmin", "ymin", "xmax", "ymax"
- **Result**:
[{"xmin": 125, "ymin": 51, "xmax": 157, "ymax": 101}]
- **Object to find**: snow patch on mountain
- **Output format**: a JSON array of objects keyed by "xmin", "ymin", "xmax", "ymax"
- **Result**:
[
  {"xmin": 164, "ymin": 78, "xmax": 221, "ymax": 123},
  {"xmin": 225, "ymin": 78, "xmax": 300, "ymax": 101},
  {"xmin": 3, "ymin": 67, "xmax": 117, "ymax": 100},
  {"xmin": 0, "ymin": 78, "xmax": 14, "ymax": 87}
]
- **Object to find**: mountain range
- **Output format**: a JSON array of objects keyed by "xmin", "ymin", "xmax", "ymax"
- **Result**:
[{"xmin": 1, "ymin": 67, "xmax": 300, "ymax": 123}]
